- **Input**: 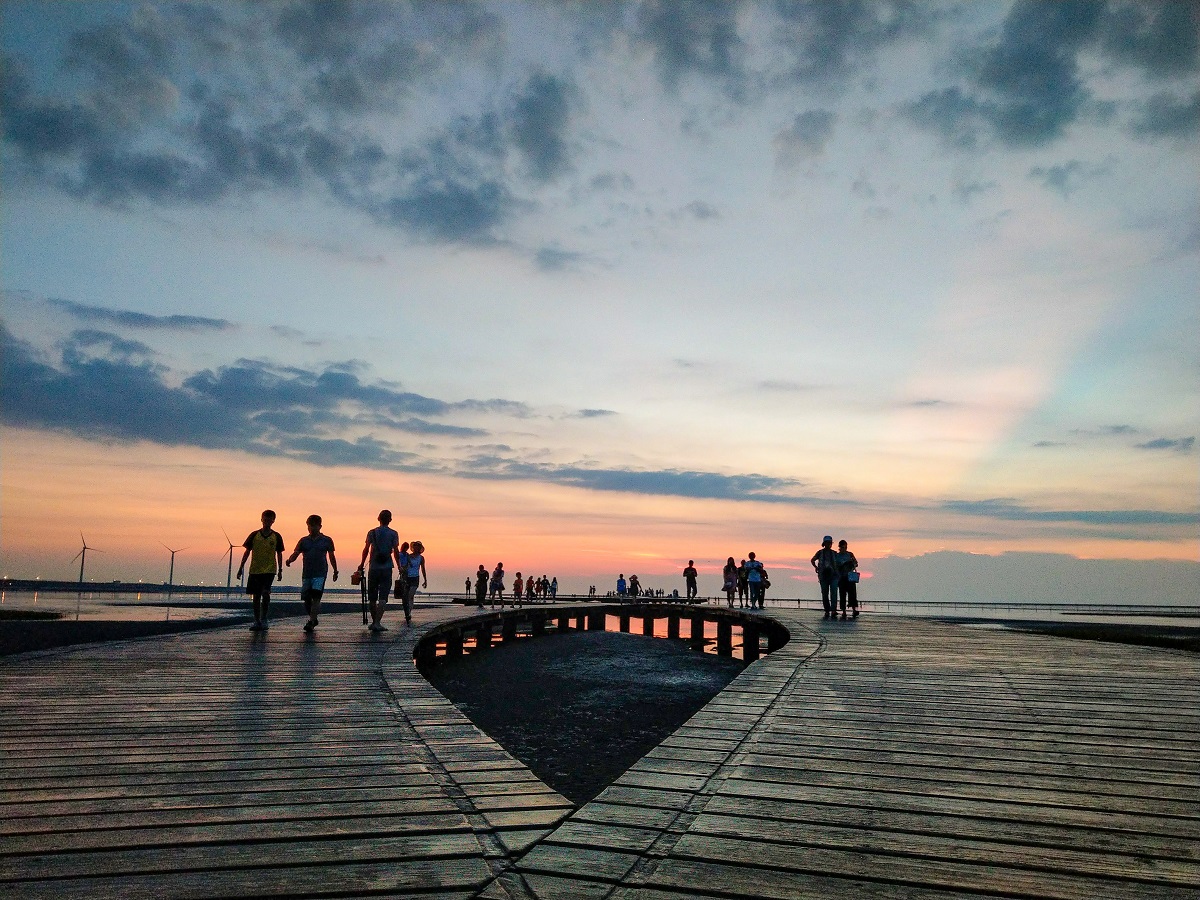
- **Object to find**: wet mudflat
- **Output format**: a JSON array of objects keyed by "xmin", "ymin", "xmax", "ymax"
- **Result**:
[{"xmin": 424, "ymin": 629, "xmax": 744, "ymax": 803}]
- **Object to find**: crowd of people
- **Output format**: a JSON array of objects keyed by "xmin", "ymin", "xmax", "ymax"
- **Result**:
[
  {"xmin": 604, "ymin": 537, "xmax": 862, "ymax": 618},
  {"xmin": 470, "ymin": 564, "xmax": 559, "ymax": 608},
  {"xmin": 234, "ymin": 509, "xmax": 862, "ymax": 633}
]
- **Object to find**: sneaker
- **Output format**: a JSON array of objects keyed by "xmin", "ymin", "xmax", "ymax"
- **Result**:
[
  {"xmin": 368, "ymin": 623, "xmax": 381, "ymax": 632},
  {"xmin": 303, "ymin": 621, "xmax": 315, "ymax": 633},
  {"xmin": 405, "ymin": 616, "xmax": 412, "ymax": 626},
  {"xmin": 249, "ymin": 622, "xmax": 263, "ymax": 631}
]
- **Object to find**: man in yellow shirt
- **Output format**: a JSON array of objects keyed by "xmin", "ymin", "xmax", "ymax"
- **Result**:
[{"xmin": 237, "ymin": 509, "xmax": 284, "ymax": 631}]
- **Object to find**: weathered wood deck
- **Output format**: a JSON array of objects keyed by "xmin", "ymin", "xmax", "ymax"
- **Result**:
[{"xmin": 1, "ymin": 605, "xmax": 1197, "ymax": 898}]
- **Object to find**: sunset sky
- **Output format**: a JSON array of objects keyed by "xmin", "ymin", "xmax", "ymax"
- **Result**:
[{"xmin": 2, "ymin": 1, "xmax": 1197, "ymax": 599}]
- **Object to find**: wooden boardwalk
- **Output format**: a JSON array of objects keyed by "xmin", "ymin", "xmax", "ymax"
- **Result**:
[{"xmin": 1, "ymin": 605, "xmax": 1197, "ymax": 898}]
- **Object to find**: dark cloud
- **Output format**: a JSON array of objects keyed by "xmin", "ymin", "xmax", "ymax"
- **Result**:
[
  {"xmin": 951, "ymin": 178, "xmax": 997, "ymax": 204},
  {"xmin": 683, "ymin": 200, "xmax": 720, "ymax": 220},
  {"xmin": 574, "ymin": 409, "xmax": 618, "ymax": 418},
  {"xmin": 589, "ymin": 172, "xmax": 636, "ymax": 192},
  {"xmin": 633, "ymin": 0, "xmax": 745, "ymax": 92},
  {"xmin": 943, "ymin": 498, "xmax": 1198, "ymax": 526},
  {"xmin": 460, "ymin": 456, "xmax": 809, "ymax": 503},
  {"xmin": 774, "ymin": 108, "xmax": 838, "ymax": 166},
  {"xmin": 1130, "ymin": 89, "xmax": 1200, "ymax": 139},
  {"xmin": 1098, "ymin": 1, "xmax": 1199, "ymax": 79},
  {"xmin": 1135, "ymin": 436, "xmax": 1196, "ymax": 453},
  {"xmin": 1, "ymin": 326, "xmax": 239, "ymax": 448},
  {"xmin": 907, "ymin": 1, "xmax": 1200, "ymax": 150},
  {"xmin": 534, "ymin": 245, "xmax": 586, "ymax": 271},
  {"xmin": 0, "ymin": 5, "xmax": 553, "ymax": 245},
  {"xmin": 47, "ymin": 298, "xmax": 234, "ymax": 331},
  {"xmin": 0, "ymin": 322, "xmax": 545, "ymax": 470},
  {"xmin": 509, "ymin": 71, "xmax": 574, "ymax": 182},
  {"xmin": 772, "ymin": 0, "xmax": 934, "ymax": 88},
  {"xmin": 1028, "ymin": 160, "xmax": 1094, "ymax": 196}
]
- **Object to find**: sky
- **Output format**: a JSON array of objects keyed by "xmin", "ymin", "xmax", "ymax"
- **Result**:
[{"xmin": 1, "ymin": 1, "xmax": 1198, "ymax": 602}]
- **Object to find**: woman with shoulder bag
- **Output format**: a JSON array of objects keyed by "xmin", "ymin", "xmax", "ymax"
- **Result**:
[{"xmin": 835, "ymin": 540, "xmax": 859, "ymax": 619}]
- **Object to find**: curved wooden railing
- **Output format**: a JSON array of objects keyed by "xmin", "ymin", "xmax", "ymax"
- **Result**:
[{"xmin": 412, "ymin": 602, "xmax": 791, "ymax": 667}]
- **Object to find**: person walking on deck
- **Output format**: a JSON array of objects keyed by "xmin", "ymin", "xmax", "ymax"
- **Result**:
[
  {"xmin": 237, "ymin": 510, "xmax": 284, "ymax": 631},
  {"xmin": 357, "ymin": 510, "xmax": 401, "ymax": 632},
  {"xmin": 811, "ymin": 536, "xmax": 840, "ymax": 618},
  {"xmin": 285, "ymin": 514, "xmax": 337, "ymax": 633},
  {"xmin": 400, "ymin": 540, "xmax": 426, "ymax": 626}
]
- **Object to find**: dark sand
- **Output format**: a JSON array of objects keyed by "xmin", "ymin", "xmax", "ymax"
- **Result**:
[
  {"xmin": 0, "ymin": 617, "xmax": 247, "ymax": 657},
  {"xmin": 424, "ymin": 630, "xmax": 744, "ymax": 804},
  {"xmin": 997, "ymin": 621, "xmax": 1200, "ymax": 653}
]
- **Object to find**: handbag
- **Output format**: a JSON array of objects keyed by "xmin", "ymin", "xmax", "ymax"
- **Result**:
[
  {"xmin": 394, "ymin": 578, "xmax": 404, "ymax": 599},
  {"xmin": 847, "ymin": 571, "xmax": 860, "ymax": 583},
  {"xmin": 350, "ymin": 570, "xmax": 362, "ymax": 585}
]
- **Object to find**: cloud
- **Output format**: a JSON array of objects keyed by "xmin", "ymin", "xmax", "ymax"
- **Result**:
[
  {"xmin": 1027, "ymin": 159, "xmax": 1117, "ymax": 197},
  {"xmin": 46, "ymin": 298, "xmax": 235, "ymax": 331},
  {"xmin": 683, "ymin": 200, "xmax": 720, "ymax": 220},
  {"xmin": 774, "ymin": 109, "xmax": 837, "ymax": 167},
  {"xmin": 1130, "ymin": 89, "xmax": 1200, "ymax": 139},
  {"xmin": 771, "ymin": 0, "xmax": 935, "ymax": 88},
  {"xmin": 907, "ymin": 2, "xmax": 1200, "ymax": 151},
  {"xmin": 1097, "ymin": 1, "xmax": 1199, "ymax": 79},
  {"xmin": 757, "ymin": 380, "xmax": 818, "ymax": 393},
  {"xmin": 1134, "ymin": 436, "xmax": 1196, "ymax": 453},
  {"xmin": 942, "ymin": 498, "xmax": 1199, "ymax": 527},
  {"xmin": 0, "ymin": 322, "xmax": 539, "ymax": 463},
  {"xmin": 633, "ymin": 0, "xmax": 745, "ymax": 92},
  {"xmin": 0, "ymin": 5, "xmax": 547, "ymax": 245},
  {"xmin": 573, "ymin": 409, "xmax": 618, "ymax": 419},
  {"xmin": 459, "ymin": 456, "xmax": 810, "ymax": 503},
  {"xmin": 951, "ymin": 178, "xmax": 997, "ymax": 204},
  {"xmin": 534, "ymin": 245, "xmax": 586, "ymax": 271},
  {"xmin": 509, "ymin": 71, "xmax": 574, "ymax": 182}
]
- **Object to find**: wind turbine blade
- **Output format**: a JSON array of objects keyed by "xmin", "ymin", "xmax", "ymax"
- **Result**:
[{"xmin": 71, "ymin": 549, "xmax": 84, "ymax": 564}]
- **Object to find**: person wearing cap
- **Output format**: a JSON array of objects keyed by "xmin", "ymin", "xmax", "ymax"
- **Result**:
[
  {"xmin": 744, "ymin": 551, "xmax": 766, "ymax": 610},
  {"xmin": 400, "ymin": 539, "xmax": 427, "ymax": 626},
  {"xmin": 810, "ymin": 536, "xmax": 840, "ymax": 618}
]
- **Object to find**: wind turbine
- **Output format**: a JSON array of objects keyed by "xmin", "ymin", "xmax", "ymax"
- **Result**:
[
  {"xmin": 162, "ymin": 544, "xmax": 188, "ymax": 590},
  {"xmin": 220, "ymin": 530, "xmax": 237, "ymax": 598},
  {"xmin": 71, "ymin": 534, "xmax": 102, "ymax": 589},
  {"xmin": 71, "ymin": 534, "xmax": 103, "ymax": 620}
]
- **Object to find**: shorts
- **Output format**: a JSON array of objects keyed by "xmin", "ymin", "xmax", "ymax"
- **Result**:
[
  {"xmin": 367, "ymin": 568, "xmax": 391, "ymax": 605},
  {"xmin": 246, "ymin": 572, "xmax": 274, "ymax": 595},
  {"xmin": 301, "ymin": 576, "xmax": 326, "ymax": 594}
]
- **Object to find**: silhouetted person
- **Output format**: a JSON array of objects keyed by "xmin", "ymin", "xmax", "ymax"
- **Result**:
[
  {"xmin": 285, "ymin": 514, "xmax": 337, "ymax": 633},
  {"xmin": 722, "ymin": 557, "xmax": 737, "ymax": 607},
  {"xmin": 683, "ymin": 560, "xmax": 698, "ymax": 600},
  {"xmin": 811, "ymin": 536, "xmax": 839, "ymax": 618},
  {"xmin": 836, "ymin": 539, "xmax": 860, "ymax": 619},
  {"xmin": 475, "ymin": 565, "xmax": 488, "ymax": 607},
  {"xmin": 357, "ymin": 510, "xmax": 400, "ymax": 632},
  {"xmin": 745, "ymin": 552, "xmax": 766, "ymax": 609},
  {"xmin": 237, "ymin": 509, "xmax": 284, "ymax": 631}
]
